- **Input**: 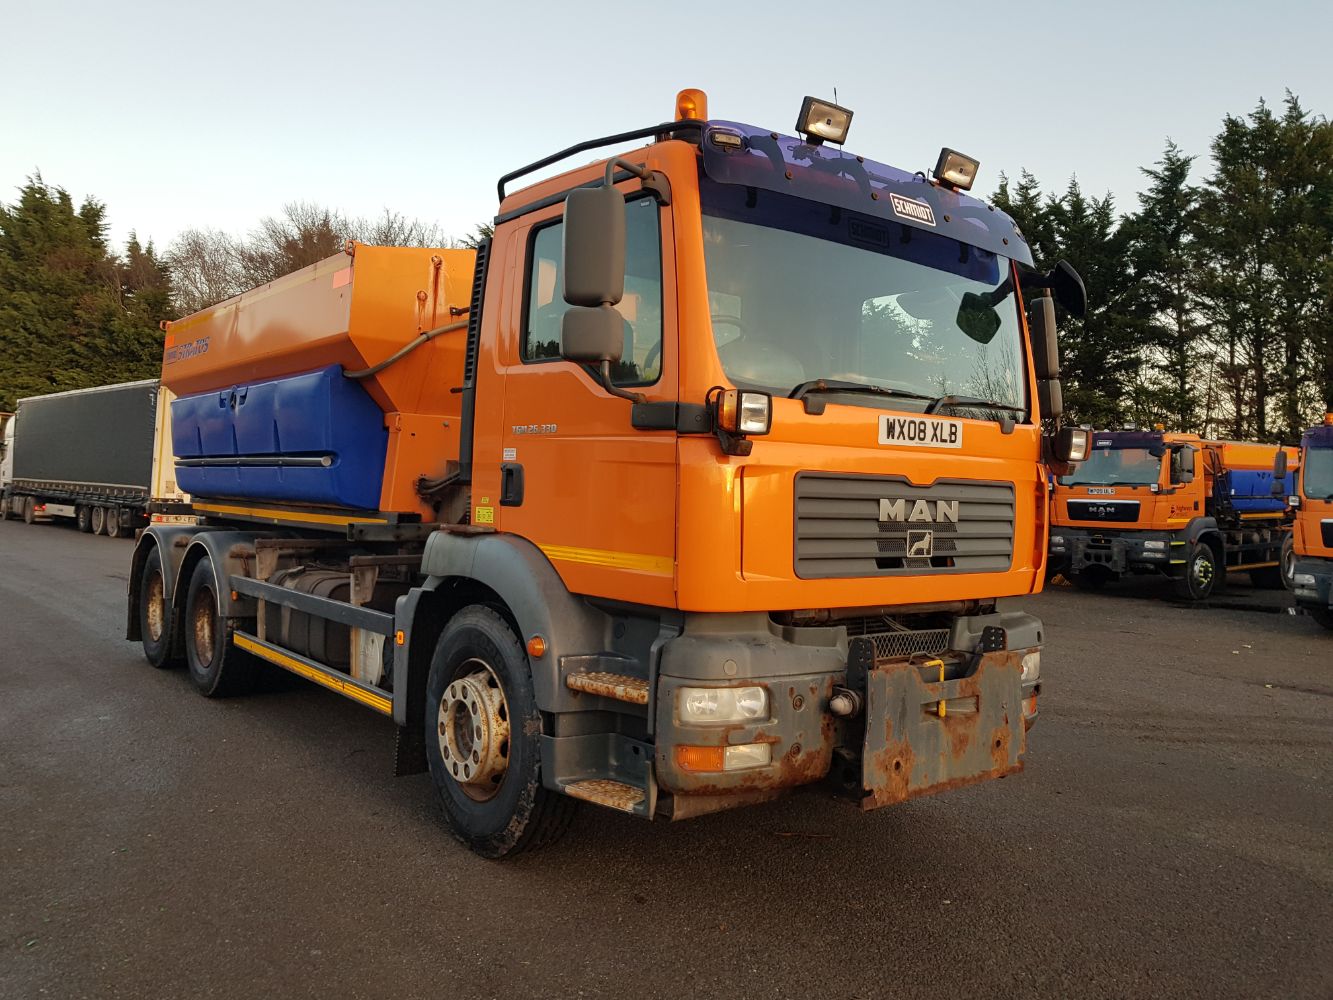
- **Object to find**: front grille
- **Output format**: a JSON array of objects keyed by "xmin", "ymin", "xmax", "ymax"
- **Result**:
[
  {"xmin": 845, "ymin": 616, "xmax": 951, "ymax": 660},
  {"xmin": 794, "ymin": 472, "xmax": 1015, "ymax": 579},
  {"xmin": 1066, "ymin": 499, "xmax": 1140, "ymax": 523}
]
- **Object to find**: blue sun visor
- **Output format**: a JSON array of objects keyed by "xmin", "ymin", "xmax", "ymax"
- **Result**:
[{"xmin": 699, "ymin": 121, "xmax": 1033, "ymax": 267}]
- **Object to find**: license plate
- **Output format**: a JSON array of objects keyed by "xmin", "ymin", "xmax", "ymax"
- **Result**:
[
  {"xmin": 878, "ymin": 415, "xmax": 963, "ymax": 449},
  {"xmin": 1087, "ymin": 487, "xmax": 1115, "ymax": 495}
]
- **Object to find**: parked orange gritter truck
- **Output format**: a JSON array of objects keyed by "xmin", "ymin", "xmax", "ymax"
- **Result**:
[{"xmin": 126, "ymin": 90, "xmax": 1090, "ymax": 857}]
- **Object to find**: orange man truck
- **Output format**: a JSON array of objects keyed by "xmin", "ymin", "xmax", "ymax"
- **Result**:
[
  {"xmin": 1049, "ymin": 428, "xmax": 1298, "ymax": 601},
  {"xmin": 1290, "ymin": 415, "xmax": 1333, "ymax": 629},
  {"xmin": 126, "ymin": 90, "xmax": 1089, "ymax": 857}
]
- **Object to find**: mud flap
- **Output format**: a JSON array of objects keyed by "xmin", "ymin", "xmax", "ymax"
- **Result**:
[{"xmin": 861, "ymin": 653, "xmax": 1026, "ymax": 809}]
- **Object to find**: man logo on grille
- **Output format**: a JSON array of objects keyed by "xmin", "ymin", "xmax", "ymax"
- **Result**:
[{"xmin": 906, "ymin": 529, "xmax": 933, "ymax": 558}]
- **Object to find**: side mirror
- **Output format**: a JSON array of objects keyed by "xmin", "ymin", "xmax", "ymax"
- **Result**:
[
  {"xmin": 560, "ymin": 307, "xmax": 623, "ymax": 365},
  {"xmin": 562, "ymin": 186, "xmax": 625, "ymax": 307},
  {"xmin": 1172, "ymin": 446, "xmax": 1195, "ymax": 484},
  {"xmin": 1051, "ymin": 260, "xmax": 1087, "ymax": 319},
  {"xmin": 1273, "ymin": 450, "xmax": 1288, "ymax": 478},
  {"xmin": 1028, "ymin": 295, "xmax": 1063, "ymax": 420}
]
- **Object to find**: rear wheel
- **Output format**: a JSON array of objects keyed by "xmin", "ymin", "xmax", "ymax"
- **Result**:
[
  {"xmin": 424, "ymin": 605, "xmax": 575, "ymax": 858},
  {"xmin": 183, "ymin": 558, "xmax": 257, "ymax": 697},
  {"xmin": 0, "ymin": 496, "xmax": 13, "ymax": 521},
  {"xmin": 1174, "ymin": 542, "xmax": 1220, "ymax": 601},
  {"xmin": 22, "ymin": 496, "xmax": 36, "ymax": 524},
  {"xmin": 139, "ymin": 547, "xmax": 179, "ymax": 669},
  {"xmin": 76, "ymin": 506, "xmax": 93, "ymax": 532},
  {"xmin": 106, "ymin": 508, "xmax": 124, "ymax": 538},
  {"xmin": 90, "ymin": 506, "xmax": 107, "ymax": 535}
]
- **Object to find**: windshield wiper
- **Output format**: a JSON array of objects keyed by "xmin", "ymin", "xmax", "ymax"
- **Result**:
[
  {"xmin": 924, "ymin": 394, "xmax": 1025, "ymax": 415},
  {"xmin": 789, "ymin": 379, "xmax": 935, "ymax": 415}
]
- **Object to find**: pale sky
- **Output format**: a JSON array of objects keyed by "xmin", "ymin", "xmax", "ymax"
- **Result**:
[{"xmin": 2, "ymin": 0, "xmax": 1330, "ymax": 252}]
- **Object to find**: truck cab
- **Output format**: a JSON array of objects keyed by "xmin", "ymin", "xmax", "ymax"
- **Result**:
[
  {"xmin": 1291, "ymin": 416, "xmax": 1333, "ymax": 628},
  {"xmin": 128, "ymin": 91, "xmax": 1089, "ymax": 856},
  {"xmin": 1050, "ymin": 428, "xmax": 1296, "ymax": 600}
]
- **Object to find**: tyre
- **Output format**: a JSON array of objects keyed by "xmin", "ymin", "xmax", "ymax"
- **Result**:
[
  {"xmin": 90, "ymin": 506, "xmax": 107, "ymax": 535},
  {"xmin": 106, "ymin": 508, "xmax": 123, "ymax": 538},
  {"xmin": 139, "ymin": 547, "xmax": 179, "ymax": 669},
  {"xmin": 76, "ymin": 506, "xmax": 93, "ymax": 532},
  {"xmin": 1280, "ymin": 535, "xmax": 1296, "ymax": 592},
  {"xmin": 1, "ymin": 495, "xmax": 15, "ymax": 521},
  {"xmin": 424, "ymin": 605, "xmax": 576, "ymax": 858},
  {"xmin": 183, "ymin": 558, "xmax": 257, "ymax": 697},
  {"xmin": 1173, "ymin": 542, "xmax": 1220, "ymax": 601},
  {"xmin": 1070, "ymin": 567, "xmax": 1110, "ymax": 591},
  {"xmin": 22, "ymin": 496, "xmax": 36, "ymax": 524}
]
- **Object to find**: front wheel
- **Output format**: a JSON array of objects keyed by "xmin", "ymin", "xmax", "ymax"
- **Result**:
[
  {"xmin": 1174, "ymin": 542, "xmax": 1220, "ymax": 601},
  {"xmin": 1280, "ymin": 535, "xmax": 1296, "ymax": 592},
  {"xmin": 183, "ymin": 558, "xmax": 257, "ymax": 697},
  {"xmin": 424, "ymin": 606, "xmax": 576, "ymax": 858}
]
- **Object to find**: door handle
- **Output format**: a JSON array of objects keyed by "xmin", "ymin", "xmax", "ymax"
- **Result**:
[{"xmin": 500, "ymin": 463, "xmax": 524, "ymax": 507}]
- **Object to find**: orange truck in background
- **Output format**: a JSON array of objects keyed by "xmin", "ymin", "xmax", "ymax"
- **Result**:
[
  {"xmin": 1290, "ymin": 415, "xmax": 1333, "ymax": 629},
  {"xmin": 126, "ymin": 90, "xmax": 1090, "ymax": 857},
  {"xmin": 1049, "ymin": 428, "xmax": 1298, "ymax": 601}
]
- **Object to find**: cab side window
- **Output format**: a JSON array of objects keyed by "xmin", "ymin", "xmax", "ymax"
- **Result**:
[{"xmin": 523, "ymin": 195, "xmax": 663, "ymax": 386}]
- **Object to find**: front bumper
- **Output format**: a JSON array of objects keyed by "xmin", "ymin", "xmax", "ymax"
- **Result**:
[
  {"xmin": 653, "ymin": 609, "xmax": 1041, "ymax": 810},
  {"xmin": 1292, "ymin": 557, "xmax": 1333, "ymax": 611},
  {"xmin": 1050, "ymin": 528, "xmax": 1175, "ymax": 576}
]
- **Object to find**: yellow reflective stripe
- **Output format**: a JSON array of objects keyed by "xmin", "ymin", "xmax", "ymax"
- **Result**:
[
  {"xmin": 234, "ymin": 633, "xmax": 392, "ymax": 715},
  {"xmin": 538, "ymin": 543, "xmax": 674, "ymax": 575},
  {"xmin": 193, "ymin": 502, "xmax": 387, "ymax": 526}
]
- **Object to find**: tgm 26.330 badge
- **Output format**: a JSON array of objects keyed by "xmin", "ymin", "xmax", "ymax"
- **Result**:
[{"xmin": 878, "ymin": 415, "xmax": 963, "ymax": 449}]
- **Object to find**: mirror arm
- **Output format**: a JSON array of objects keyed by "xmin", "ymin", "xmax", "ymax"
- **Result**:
[
  {"xmin": 604, "ymin": 157, "xmax": 672, "ymax": 204},
  {"xmin": 597, "ymin": 360, "xmax": 646, "ymax": 404}
]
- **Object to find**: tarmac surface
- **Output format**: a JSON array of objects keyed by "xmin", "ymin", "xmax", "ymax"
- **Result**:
[{"xmin": 1, "ymin": 519, "xmax": 1330, "ymax": 1000}]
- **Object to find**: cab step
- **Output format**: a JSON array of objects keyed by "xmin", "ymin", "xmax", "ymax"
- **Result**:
[
  {"xmin": 563, "ymin": 779, "xmax": 646, "ymax": 814},
  {"xmin": 565, "ymin": 671, "xmax": 649, "ymax": 705}
]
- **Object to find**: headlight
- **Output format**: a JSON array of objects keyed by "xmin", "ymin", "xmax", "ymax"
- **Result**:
[
  {"xmin": 1050, "ymin": 535, "xmax": 1065, "ymax": 546},
  {"xmin": 1293, "ymin": 573, "xmax": 1316, "ymax": 587},
  {"xmin": 1143, "ymin": 540, "xmax": 1166, "ymax": 550},
  {"xmin": 677, "ymin": 686, "xmax": 768, "ymax": 724},
  {"xmin": 1020, "ymin": 650, "xmax": 1040, "ymax": 683}
]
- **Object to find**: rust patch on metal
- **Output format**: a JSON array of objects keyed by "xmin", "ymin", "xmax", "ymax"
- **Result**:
[
  {"xmin": 564, "ymin": 779, "xmax": 644, "ymax": 813},
  {"xmin": 565, "ymin": 671, "xmax": 649, "ymax": 705}
]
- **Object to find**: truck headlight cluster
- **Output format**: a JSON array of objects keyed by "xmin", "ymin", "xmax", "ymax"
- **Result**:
[
  {"xmin": 1293, "ymin": 573, "xmax": 1316, "ymax": 587},
  {"xmin": 677, "ymin": 686, "xmax": 768, "ymax": 724},
  {"xmin": 1143, "ymin": 540, "xmax": 1166, "ymax": 550}
]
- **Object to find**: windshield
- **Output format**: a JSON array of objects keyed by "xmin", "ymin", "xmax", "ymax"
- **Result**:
[
  {"xmin": 699, "ymin": 180, "xmax": 1027, "ymax": 415},
  {"xmin": 1304, "ymin": 448, "xmax": 1333, "ymax": 499},
  {"xmin": 1061, "ymin": 446, "xmax": 1163, "ymax": 486}
]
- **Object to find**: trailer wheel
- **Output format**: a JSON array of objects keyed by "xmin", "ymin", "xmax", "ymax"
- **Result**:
[
  {"xmin": 23, "ymin": 496, "xmax": 36, "ymax": 524},
  {"xmin": 106, "ymin": 508, "xmax": 123, "ymax": 538},
  {"xmin": 424, "ymin": 605, "xmax": 576, "ymax": 858},
  {"xmin": 1173, "ymin": 542, "xmax": 1219, "ymax": 601},
  {"xmin": 76, "ymin": 506, "xmax": 93, "ymax": 532},
  {"xmin": 183, "ymin": 558, "xmax": 257, "ymax": 697},
  {"xmin": 139, "ymin": 547, "xmax": 179, "ymax": 669},
  {"xmin": 90, "ymin": 506, "xmax": 107, "ymax": 535}
]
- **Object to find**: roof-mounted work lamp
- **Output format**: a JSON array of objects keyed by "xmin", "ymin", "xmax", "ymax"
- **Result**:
[
  {"xmin": 934, "ymin": 148, "xmax": 980, "ymax": 191},
  {"xmin": 796, "ymin": 96, "xmax": 853, "ymax": 145}
]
